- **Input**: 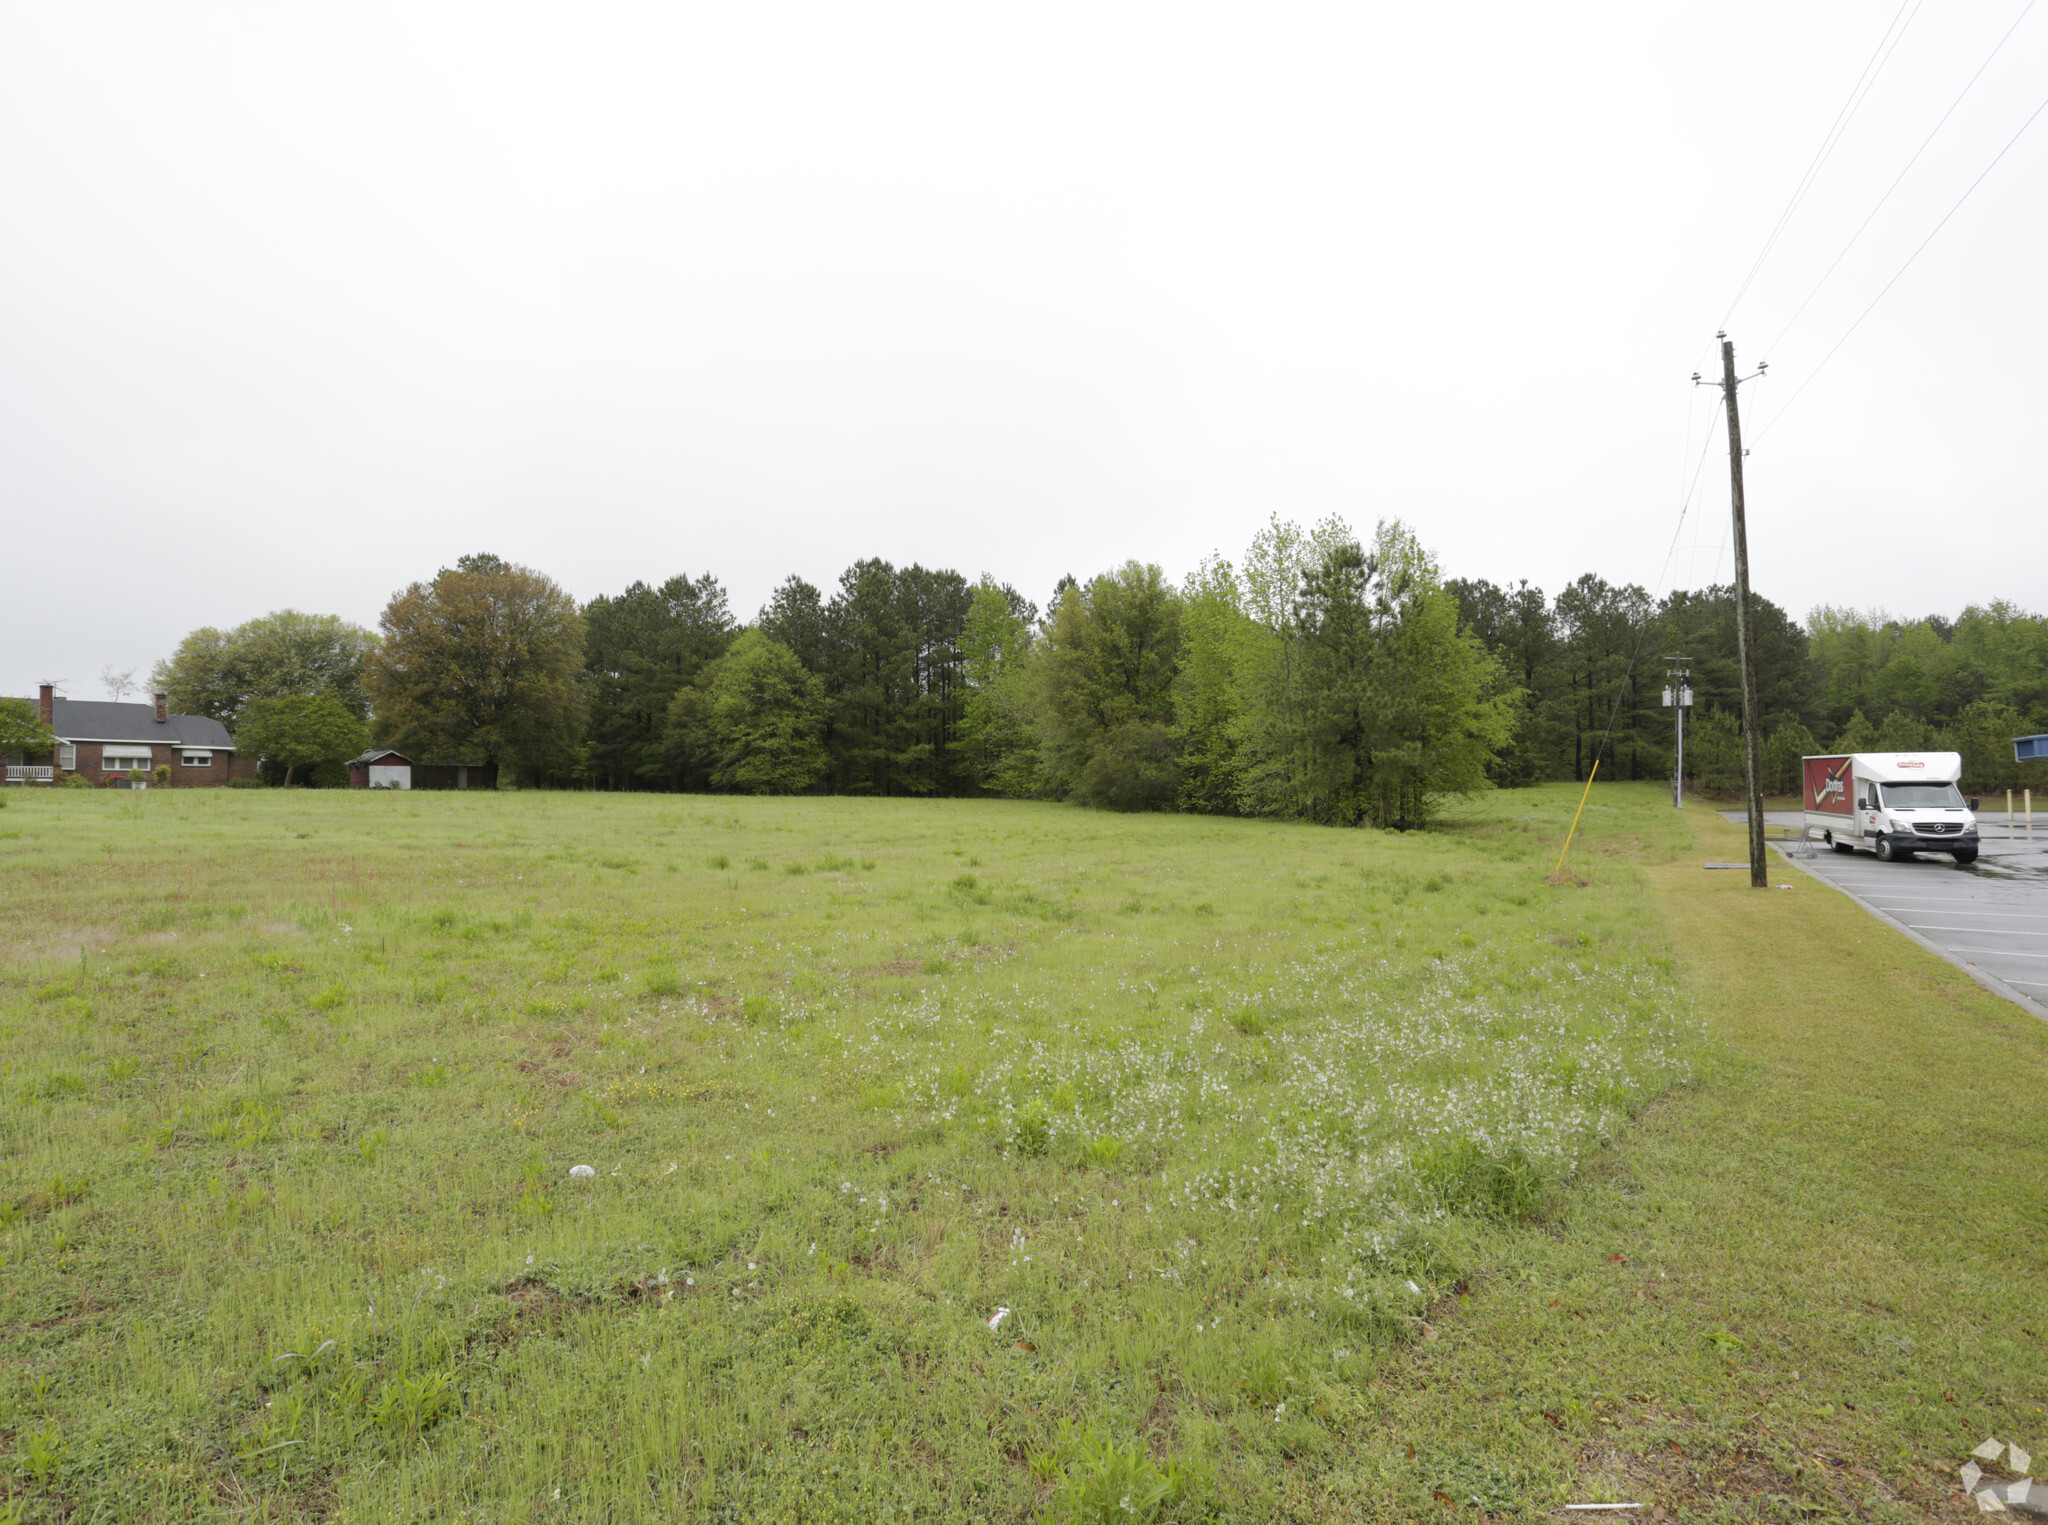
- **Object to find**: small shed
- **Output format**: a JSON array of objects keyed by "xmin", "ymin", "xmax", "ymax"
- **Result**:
[
  {"xmin": 349, "ymin": 749, "xmax": 415, "ymax": 789},
  {"xmin": 347, "ymin": 750, "xmax": 497, "ymax": 790},
  {"xmin": 2016, "ymin": 735, "xmax": 2048, "ymax": 763}
]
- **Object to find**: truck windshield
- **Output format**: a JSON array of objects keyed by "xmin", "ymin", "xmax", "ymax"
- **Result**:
[{"xmin": 1880, "ymin": 782, "xmax": 1965, "ymax": 809}]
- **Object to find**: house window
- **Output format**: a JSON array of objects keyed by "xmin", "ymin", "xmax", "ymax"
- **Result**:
[
  {"xmin": 101, "ymin": 749, "xmax": 153, "ymax": 772},
  {"xmin": 181, "ymin": 751, "xmax": 213, "ymax": 767},
  {"xmin": 59, "ymin": 744, "xmax": 76, "ymax": 771}
]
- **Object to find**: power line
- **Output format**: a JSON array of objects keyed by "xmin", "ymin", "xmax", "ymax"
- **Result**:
[
  {"xmin": 1719, "ymin": 0, "xmax": 1922, "ymax": 332},
  {"xmin": 1679, "ymin": 397, "xmax": 1725, "ymax": 589},
  {"xmin": 1566, "ymin": 385, "xmax": 1727, "ymax": 829},
  {"xmin": 1765, "ymin": 0, "xmax": 2040, "ymax": 359},
  {"xmin": 1759, "ymin": 84, "xmax": 2048, "ymax": 436}
]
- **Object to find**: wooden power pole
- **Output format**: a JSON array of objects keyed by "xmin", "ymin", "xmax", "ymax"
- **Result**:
[{"xmin": 1717, "ymin": 335, "xmax": 1768, "ymax": 888}]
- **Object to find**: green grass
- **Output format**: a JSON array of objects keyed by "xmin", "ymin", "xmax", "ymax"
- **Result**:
[
  {"xmin": 0, "ymin": 784, "xmax": 2039, "ymax": 1522},
  {"xmin": 0, "ymin": 786, "xmax": 1697, "ymax": 1522},
  {"xmin": 1342, "ymin": 801, "xmax": 2048, "ymax": 1523}
]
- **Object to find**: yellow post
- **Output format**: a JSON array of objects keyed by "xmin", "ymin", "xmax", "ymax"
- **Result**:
[
  {"xmin": 2009, "ymin": 789, "xmax": 2016, "ymax": 825},
  {"xmin": 1552, "ymin": 759, "xmax": 1601, "ymax": 879},
  {"xmin": 2029, "ymin": 788, "xmax": 2034, "ymax": 832}
]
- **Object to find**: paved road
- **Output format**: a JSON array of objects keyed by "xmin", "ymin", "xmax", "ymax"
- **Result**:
[{"xmin": 1720, "ymin": 809, "xmax": 2048, "ymax": 1023}]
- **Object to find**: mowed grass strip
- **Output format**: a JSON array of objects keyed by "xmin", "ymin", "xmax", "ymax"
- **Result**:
[
  {"xmin": 1342, "ymin": 800, "xmax": 2048, "ymax": 1524},
  {"xmin": 0, "ymin": 786, "xmax": 1697, "ymax": 1523}
]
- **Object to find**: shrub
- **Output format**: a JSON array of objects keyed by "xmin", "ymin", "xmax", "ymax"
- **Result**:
[
  {"xmin": 63, "ymin": 773, "xmax": 92, "ymax": 790},
  {"xmin": 1050, "ymin": 1437, "xmax": 1176, "ymax": 1524},
  {"xmin": 1080, "ymin": 1134, "xmax": 1124, "ymax": 1168},
  {"xmin": 1014, "ymin": 1108, "xmax": 1051, "ymax": 1157},
  {"xmin": 154, "ymin": 764, "xmax": 171, "ymax": 784},
  {"xmin": 1413, "ymin": 1137, "xmax": 1544, "ymax": 1218}
]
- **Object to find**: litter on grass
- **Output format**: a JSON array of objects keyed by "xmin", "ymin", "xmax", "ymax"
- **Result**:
[
  {"xmin": 987, "ymin": 1307, "xmax": 1010, "ymax": 1331},
  {"xmin": 1956, "ymin": 1441, "xmax": 2041, "ymax": 1519},
  {"xmin": 569, "ymin": 1164, "xmax": 596, "ymax": 1180}
]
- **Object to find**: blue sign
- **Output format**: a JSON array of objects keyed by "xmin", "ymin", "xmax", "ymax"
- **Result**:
[{"xmin": 2015, "ymin": 734, "xmax": 2048, "ymax": 762}]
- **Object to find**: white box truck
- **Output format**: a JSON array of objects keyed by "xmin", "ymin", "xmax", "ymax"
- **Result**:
[{"xmin": 1802, "ymin": 751, "xmax": 1979, "ymax": 864}]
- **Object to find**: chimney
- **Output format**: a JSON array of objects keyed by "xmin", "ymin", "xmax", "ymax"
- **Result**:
[
  {"xmin": 154, "ymin": 692, "xmax": 168, "ymax": 724},
  {"xmin": 38, "ymin": 684, "xmax": 53, "ymax": 726}
]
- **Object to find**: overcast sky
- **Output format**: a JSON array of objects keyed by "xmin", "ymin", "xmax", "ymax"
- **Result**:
[{"xmin": 5, "ymin": 1, "xmax": 2045, "ymax": 701}]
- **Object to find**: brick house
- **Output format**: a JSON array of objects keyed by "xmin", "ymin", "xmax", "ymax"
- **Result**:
[{"xmin": 2, "ymin": 685, "xmax": 257, "ymax": 786}]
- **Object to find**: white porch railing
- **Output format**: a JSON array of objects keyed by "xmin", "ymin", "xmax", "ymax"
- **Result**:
[{"xmin": 5, "ymin": 765, "xmax": 54, "ymax": 783}]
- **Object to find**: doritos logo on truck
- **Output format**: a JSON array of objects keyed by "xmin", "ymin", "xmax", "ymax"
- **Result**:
[{"xmin": 1805, "ymin": 755, "xmax": 1852, "ymax": 815}]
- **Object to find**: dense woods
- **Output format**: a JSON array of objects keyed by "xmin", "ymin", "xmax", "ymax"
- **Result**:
[{"xmin": 149, "ymin": 528, "xmax": 2048, "ymax": 813}]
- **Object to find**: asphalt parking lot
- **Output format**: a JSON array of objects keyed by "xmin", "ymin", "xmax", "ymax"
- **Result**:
[{"xmin": 1722, "ymin": 808, "xmax": 2048, "ymax": 1023}]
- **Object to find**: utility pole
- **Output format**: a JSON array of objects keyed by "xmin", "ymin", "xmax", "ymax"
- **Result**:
[
  {"xmin": 1663, "ymin": 657, "xmax": 1692, "ymax": 810},
  {"xmin": 1696, "ymin": 336, "xmax": 1769, "ymax": 887}
]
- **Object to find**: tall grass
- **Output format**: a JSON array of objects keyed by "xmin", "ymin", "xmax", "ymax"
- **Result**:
[{"xmin": 0, "ymin": 786, "xmax": 1695, "ymax": 1521}]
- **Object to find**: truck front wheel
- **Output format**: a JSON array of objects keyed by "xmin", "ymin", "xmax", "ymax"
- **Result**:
[
  {"xmin": 1875, "ymin": 835, "xmax": 1913, "ymax": 863},
  {"xmin": 1952, "ymin": 847, "xmax": 1979, "ymax": 865}
]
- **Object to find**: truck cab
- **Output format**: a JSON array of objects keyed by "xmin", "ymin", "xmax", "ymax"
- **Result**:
[{"xmin": 1802, "ymin": 751, "xmax": 1979, "ymax": 864}]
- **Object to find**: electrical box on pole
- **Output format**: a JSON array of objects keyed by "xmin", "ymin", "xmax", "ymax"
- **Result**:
[{"xmin": 1662, "ymin": 658, "xmax": 1692, "ymax": 811}]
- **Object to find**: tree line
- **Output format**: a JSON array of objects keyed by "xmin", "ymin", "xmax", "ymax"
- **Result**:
[
  {"xmin": 146, "ymin": 537, "xmax": 2048, "ymax": 812},
  {"xmin": 1445, "ymin": 576, "xmax": 2048, "ymax": 795}
]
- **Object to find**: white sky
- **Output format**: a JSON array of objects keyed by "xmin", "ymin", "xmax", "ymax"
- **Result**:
[{"xmin": 5, "ymin": 1, "xmax": 2045, "ymax": 700}]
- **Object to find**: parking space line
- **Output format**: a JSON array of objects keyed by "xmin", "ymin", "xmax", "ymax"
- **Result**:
[
  {"xmin": 1942, "ymin": 948, "xmax": 2048, "ymax": 960},
  {"xmin": 1863, "ymin": 904, "xmax": 2047, "ymax": 915},
  {"xmin": 1907, "ymin": 926, "xmax": 2048, "ymax": 938},
  {"xmin": 1865, "ymin": 903, "xmax": 2041, "ymax": 914}
]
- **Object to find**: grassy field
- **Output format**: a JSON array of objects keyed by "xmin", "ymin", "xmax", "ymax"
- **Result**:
[{"xmin": 0, "ymin": 783, "xmax": 2040, "ymax": 1522}]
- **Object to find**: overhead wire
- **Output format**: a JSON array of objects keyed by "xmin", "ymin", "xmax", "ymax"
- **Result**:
[
  {"xmin": 1560, "ymin": 385, "xmax": 1727, "ymax": 877},
  {"xmin": 1718, "ymin": 0, "xmax": 1922, "ymax": 335},
  {"xmin": 1757, "ymin": 83, "xmax": 2048, "ymax": 437},
  {"xmin": 1763, "ymin": 0, "xmax": 2040, "ymax": 361},
  {"xmin": 1680, "ymin": 394, "xmax": 1725, "ymax": 590},
  {"xmin": 1570, "ymin": 5, "xmax": 1932, "ymax": 863},
  {"xmin": 1590, "ymin": 0, "xmax": 2017, "ymax": 868}
]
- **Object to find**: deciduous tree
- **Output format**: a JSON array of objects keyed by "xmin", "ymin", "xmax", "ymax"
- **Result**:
[
  {"xmin": 235, "ymin": 693, "xmax": 368, "ymax": 787},
  {"xmin": 366, "ymin": 554, "xmax": 585, "ymax": 783},
  {"xmin": 0, "ymin": 698, "xmax": 56, "ymax": 757},
  {"xmin": 665, "ymin": 631, "xmax": 828, "ymax": 794},
  {"xmin": 154, "ymin": 611, "xmax": 379, "ymax": 725},
  {"xmin": 958, "ymin": 578, "xmax": 1041, "ymax": 797},
  {"xmin": 1032, "ymin": 562, "xmax": 1182, "ymax": 810}
]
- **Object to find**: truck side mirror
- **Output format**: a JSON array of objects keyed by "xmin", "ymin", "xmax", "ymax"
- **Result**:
[{"xmin": 1969, "ymin": 797, "xmax": 1980, "ymax": 811}]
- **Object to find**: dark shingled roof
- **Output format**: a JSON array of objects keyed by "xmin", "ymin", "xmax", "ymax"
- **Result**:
[{"xmin": 47, "ymin": 699, "xmax": 235, "ymax": 749}]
